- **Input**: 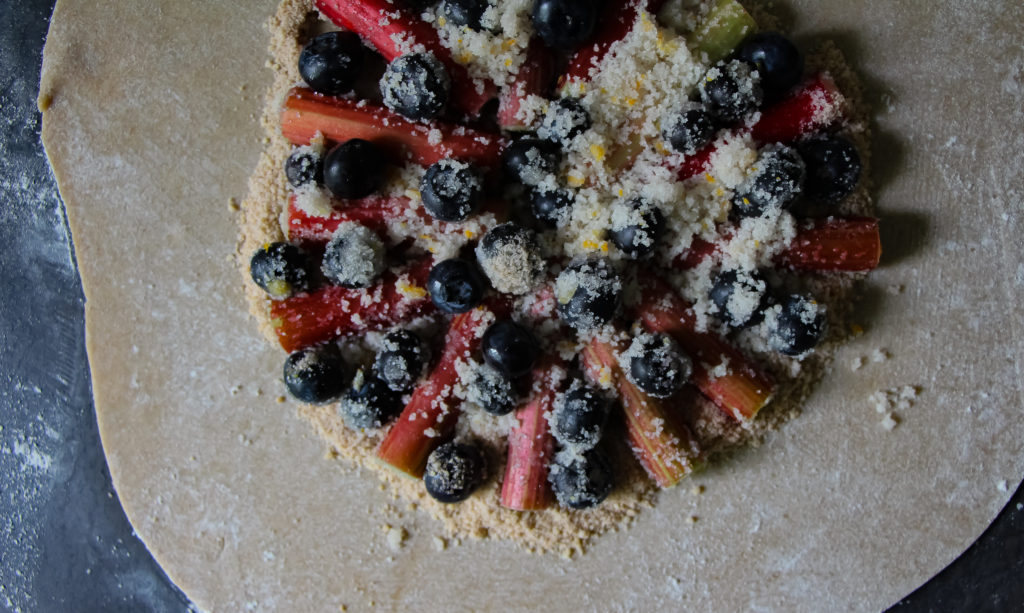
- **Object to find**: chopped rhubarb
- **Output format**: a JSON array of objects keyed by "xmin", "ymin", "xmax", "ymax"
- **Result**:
[
  {"xmin": 498, "ymin": 39, "xmax": 556, "ymax": 130},
  {"xmin": 270, "ymin": 260, "xmax": 434, "ymax": 352},
  {"xmin": 377, "ymin": 299, "xmax": 511, "ymax": 477},
  {"xmin": 674, "ymin": 74, "xmax": 845, "ymax": 181},
  {"xmin": 558, "ymin": 0, "xmax": 667, "ymax": 93},
  {"xmin": 634, "ymin": 279, "xmax": 774, "ymax": 421},
  {"xmin": 671, "ymin": 216, "xmax": 881, "ymax": 273},
  {"xmin": 687, "ymin": 0, "xmax": 756, "ymax": 64},
  {"xmin": 582, "ymin": 337, "xmax": 702, "ymax": 488},
  {"xmin": 287, "ymin": 194, "xmax": 408, "ymax": 242},
  {"xmin": 280, "ymin": 88, "xmax": 506, "ymax": 167},
  {"xmin": 500, "ymin": 356, "xmax": 565, "ymax": 511},
  {"xmin": 777, "ymin": 217, "xmax": 881, "ymax": 272},
  {"xmin": 314, "ymin": 0, "xmax": 497, "ymax": 117}
]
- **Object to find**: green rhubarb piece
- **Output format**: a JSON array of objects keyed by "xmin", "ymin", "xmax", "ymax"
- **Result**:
[{"xmin": 689, "ymin": 0, "xmax": 757, "ymax": 64}]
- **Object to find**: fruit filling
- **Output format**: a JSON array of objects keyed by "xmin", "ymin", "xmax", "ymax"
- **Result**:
[{"xmin": 241, "ymin": 0, "xmax": 881, "ymax": 550}]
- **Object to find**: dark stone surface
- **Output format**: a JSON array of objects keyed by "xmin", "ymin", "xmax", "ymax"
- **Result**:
[{"xmin": 0, "ymin": 1, "xmax": 1019, "ymax": 612}]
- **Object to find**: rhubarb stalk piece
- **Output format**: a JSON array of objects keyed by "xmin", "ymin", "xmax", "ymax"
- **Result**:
[
  {"xmin": 315, "ymin": 0, "xmax": 497, "ymax": 117},
  {"xmin": 498, "ymin": 38, "xmax": 556, "ymax": 131},
  {"xmin": 687, "ymin": 0, "xmax": 756, "ymax": 64},
  {"xmin": 581, "ymin": 337, "xmax": 702, "ymax": 488},
  {"xmin": 635, "ymin": 279, "xmax": 774, "ymax": 421},
  {"xmin": 280, "ymin": 88, "xmax": 505, "ymax": 167},
  {"xmin": 377, "ymin": 299, "xmax": 510, "ymax": 477},
  {"xmin": 270, "ymin": 259, "xmax": 435, "ymax": 352},
  {"xmin": 500, "ymin": 356, "xmax": 566, "ymax": 511}
]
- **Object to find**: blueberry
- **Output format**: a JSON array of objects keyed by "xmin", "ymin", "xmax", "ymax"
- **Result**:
[
  {"xmin": 380, "ymin": 53, "xmax": 451, "ymax": 121},
  {"xmin": 551, "ymin": 381, "xmax": 609, "ymax": 450},
  {"xmin": 283, "ymin": 344, "xmax": 348, "ymax": 404},
  {"xmin": 465, "ymin": 363, "xmax": 518, "ymax": 415},
  {"xmin": 555, "ymin": 258, "xmax": 622, "ymax": 331},
  {"xmin": 424, "ymin": 442, "xmax": 487, "ymax": 503},
  {"xmin": 625, "ymin": 333, "xmax": 692, "ymax": 399},
  {"xmin": 768, "ymin": 294, "xmax": 827, "ymax": 356},
  {"xmin": 709, "ymin": 269, "xmax": 772, "ymax": 328},
  {"xmin": 323, "ymin": 139, "xmax": 388, "ymax": 200},
  {"xmin": 339, "ymin": 370, "xmax": 403, "ymax": 430},
  {"xmin": 320, "ymin": 223, "xmax": 386, "ymax": 288},
  {"xmin": 476, "ymin": 223, "xmax": 545, "ymax": 295},
  {"xmin": 530, "ymin": 188, "xmax": 574, "ymax": 228},
  {"xmin": 549, "ymin": 448, "xmax": 614, "ymax": 509},
  {"xmin": 699, "ymin": 60, "xmax": 763, "ymax": 123},
  {"xmin": 503, "ymin": 138, "xmax": 561, "ymax": 187},
  {"xmin": 481, "ymin": 320, "xmax": 539, "ymax": 378},
  {"xmin": 250, "ymin": 242, "xmax": 313, "ymax": 300},
  {"xmin": 285, "ymin": 148, "xmax": 324, "ymax": 189},
  {"xmin": 298, "ymin": 31, "xmax": 364, "ymax": 96},
  {"xmin": 441, "ymin": 0, "xmax": 489, "ymax": 29},
  {"xmin": 420, "ymin": 159, "xmax": 485, "ymax": 222},
  {"xmin": 731, "ymin": 145, "xmax": 805, "ymax": 219},
  {"xmin": 796, "ymin": 136, "xmax": 862, "ymax": 203},
  {"xmin": 373, "ymin": 329, "xmax": 426, "ymax": 393},
  {"xmin": 400, "ymin": 0, "xmax": 435, "ymax": 11},
  {"xmin": 531, "ymin": 0, "xmax": 598, "ymax": 50},
  {"xmin": 539, "ymin": 98, "xmax": 592, "ymax": 143},
  {"xmin": 609, "ymin": 197, "xmax": 665, "ymax": 259},
  {"xmin": 736, "ymin": 32, "xmax": 804, "ymax": 102},
  {"xmin": 662, "ymin": 105, "xmax": 717, "ymax": 156},
  {"xmin": 427, "ymin": 258, "xmax": 486, "ymax": 314}
]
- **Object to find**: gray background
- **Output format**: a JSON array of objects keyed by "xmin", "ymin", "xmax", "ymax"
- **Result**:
[{"xmin": 0, "ymin": 0, "xmax": 1020, "ymax": 611}]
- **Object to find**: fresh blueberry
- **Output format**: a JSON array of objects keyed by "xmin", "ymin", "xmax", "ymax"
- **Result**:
[
  {"xmin": 531, "ymin": 0, "xmax": 598, "ymax": 50},
  {"xmin": 699, "ymin": 59, "xmax": 763, "ymax": 123},
  {"xmin": 609, "ymin": 197, "xmax": 665, "ymax": 259},
  {"xmin": 731, "ymin": 144, "xmax": 805, "ymax": 219},
  {"xmin": 555, "ymin": 258, "xmax": 623, "ymax": 331},
  {"xmin": 503, "ymin": 138, "xmax": 562, "ymax": 187},
  {"xmin": 549, "ymin": 448, "xmax": 614, "ymax": 509},
  {"xmin": 465, "ymin": 362, "xmax": 518, "ymax": 415},
  {"xmin": 285, "ymin": 148, "xmax": 324, "ymax": 189},
  {"xmin": 796, "ymin": 136, "xmax": 862, "ymax": 203},
  {"xmin": 441, "ymin": 0, "xmax": 489, "ymax": 29},
  {"xmin": 420, "ymin": 159, "xmax": 485, "ymax": 222},
  {"xmin": 298, "ymin": 31, "xmax": 364, "ymax": 96},
  {"xmin": 476, "ymin": 223, "xmax": 545, "ymax": 295},
  {"xmin": 339, "ymin": 370, "xmax": 402, "ymax": 430},
  {"xmin": 530, "ymin": 188, "xmax": 574, "ymax": 228},
  {"xmin": 380, "ymin": 53, "xmax": 451, "ymax": 120},
  {"xmin": 400, "ymin": 0, "xmax": 436, "ymax": 11},
  {"xmin": 768, "ymin": 293, "xmax": 827, "ymax": 356},
  {"xmin": 662, "ymin": 105, "xmax": 717, "ymax": 155},
  {"xmin": 539, "ymin": 98, "xmax": 592, "ymax": 143},
  {"xmin": 372, "ymin": 329, "xmax": 426, "ymax": 393},
  {"xmin": 424, "ymin": 442, "xmax": 487, "ymax": 503},
  {"xmin": 551, "ymin": 381, "xmax": 609, "ymax": 450},
  {"xmin": 625, "ymin": 333, "xmax": 692, "ymax": 399},
  {"xmin": 283, "ymin": 344, "xmax": 348, "ymax": 404},
  {"xmin": 323, "ymin": 139, "xmax": 388, "ymax": 200},
  {"xmin": 736, "ymin": 32, "xmax": 804, "ymax": 102},
  {"xmin": 427, "ymin": 258, "xmax": 486, "ymax": 314},
  {"xmin": 709, "ymin": 269, "xmax": 772, "ymax": 328},
  {"xmin": 320, "ymin": 223, "xmax": 386, "ymax": 288},
  {"xmin": 481, "ymin": 320, "xmax": 539, "ymax": 378},
  {"xmin": 250, "ymin": 241, "xmax": 313, "ymax": 300}
]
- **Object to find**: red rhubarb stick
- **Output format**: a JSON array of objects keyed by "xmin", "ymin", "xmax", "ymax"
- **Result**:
[
  {"xmin": 671, "ymin": 217, "xmax": 881, "ymax": 273},
  {"xmin": 270, "ymin": 260, "xmax": 434, "ymax": 352},
  {"xmin": 777, "ymin": 217, "xmax": 881, "ymax": 272},
  {"xmin": 498, "ymin": 38, "xmax": 556, "ymax": 130},
  {"xmin": 581, "ymin": 337, "xmax": 702, "ymax": 488},
  {"xmin": 280, "ymin": 88, "xmax": 506, "ymax": 167},
  {"xmin": 377, "ymin": 299, "xmax": 511, "ymax": 477},
  {"xmin": 558, "ymin": 0, "xmax": 667, "ymax": 93},
  {"xmin": 315, "ymin": 0, "xmax": 497, "ymax": 117},
  {"xmin": 287, "ymin": 194, "xmax": 409, "ymax": 242},
  {"xmin": 675, "ymin": 74, "xmax": 845, "ymax": 181},
  {"xmin": 635, "ymin": 279, "xmax": 774, "ymax": 421},
  {"xmin": 500, "ymin": 356, "xmax": 566, "ymax": 510}
]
